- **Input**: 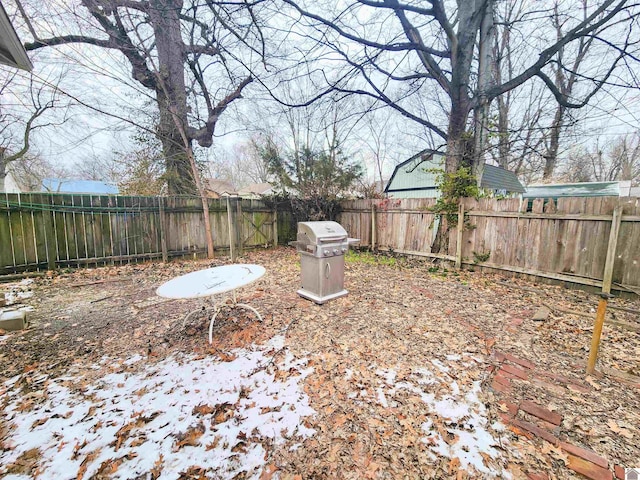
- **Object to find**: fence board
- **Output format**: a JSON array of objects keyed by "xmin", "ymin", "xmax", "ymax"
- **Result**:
[
  {"xmin": 338, "ymin": 196, "xmax": 640, "ymax": 291},
  {"xmin": 0, "ymin": 193, "xmax": 276, "ymax": 274}
]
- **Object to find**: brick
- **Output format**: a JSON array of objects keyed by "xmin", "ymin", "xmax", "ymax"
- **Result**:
[
  {"xmin": 494, "ymin": 373, "xmax": 512, "ymax": 386},
  {"xmin": 491, "ymin": 379, "xmax": 511, "ymax": 393},
  {"xmin": 531, "ymin": 377, "xmax": 566, "ymax": 395},
  {"xmin": 509, "ymin": 419, "xmax": 559, "ymax": 446},
  {"xmin": 499, "ymin": 370, "xmax": 522, "ymax": 381},
  {"xmin": 567, "ymin": 454, "xmax": 612, "ymax": 480},
  {"xmin": 526, "ymin": 473, "xmax": 549, "ymax": 480},
  {"xmin": 496, "ymin": 350, "xmax": 535, "ymax": 370},
  {"xmin": 567, "ymin": 383, "xmax": 591, "ymax": 394},
  {"xmin": 520, "ymin": 400, "xmax": 563, "ymax": 426},
  {"xmin": 542, "ymin": 372, "xmax": 588, "ymax": 388},
  {"xmin": 501, "ymin": 402, "xmax": 519, "ymax": 416},
  {"xmin": 501, "ymin": 364, "xmax": 529, "ymax": 380},
  {"xmin": 498, "ymin": 412, "xmax": 513, "ymax": 424},
  {"xmin": 614, "ymin": 465, "xmax": 626, "ymax": 480},
  {"xmin": 560, "ymin": 442, "xmax": 608, "ymax": 469}
]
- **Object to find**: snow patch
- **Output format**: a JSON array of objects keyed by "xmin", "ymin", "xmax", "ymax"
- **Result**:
[
  {"xmin": 1, "ymin": 336, "xmax": 316, "ymax": 480},
  {"xmin": 355, "ymin": 355, "xmax": 509, "ymax": 477}
]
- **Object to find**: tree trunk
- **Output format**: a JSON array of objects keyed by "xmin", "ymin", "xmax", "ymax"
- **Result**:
[
  {"xmin": 148, "ymin": 0, "xmax": 196, "ymax": 195},
  {"xmin": 473, "ymin": 0, "xmax": 495, "ymax": 183},
  {"xmin": 543, "ymin": 105, "xmax": 565, "ymax": 179},
  {"xmin": 156, "ymin": 97, "xmax": 196, "ymax": 194},
  {"xmin": 0, "ymin": 153, "xmax": 6, "ymax": 193},
  {"xmin": 433, "ymin": 0, "xmax": 480, "ymax": 255}
]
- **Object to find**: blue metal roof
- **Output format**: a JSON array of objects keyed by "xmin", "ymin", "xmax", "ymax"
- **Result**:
[
  {"xmin": 523, "ymin": 182, "xmax": 621, "ymax": 198},
  {"xmin": 42, "ymin": 179, "xmax": 119, "ymax": 194}
]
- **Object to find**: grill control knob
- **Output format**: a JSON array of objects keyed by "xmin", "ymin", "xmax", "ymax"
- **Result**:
[
  {"xmin": 341, "ymin": 247, "xmax": 347, "ymax": 253},
  {"xmin": 324, "ymin": 250, "xmax": 330, "ymax": 256},
  {"xmin": 333, "ymin": 249, "xmax": 339, "ymax": 255}
]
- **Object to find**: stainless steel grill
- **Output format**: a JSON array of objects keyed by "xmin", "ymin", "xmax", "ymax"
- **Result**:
[{"xmin": 291, "ymin": 221, "xmax": 357, "ymax": 304}]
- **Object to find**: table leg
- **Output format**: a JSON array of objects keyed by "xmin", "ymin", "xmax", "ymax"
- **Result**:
[
  {"xmin": 208, "ymin": 303, "xmax": 264, "ymax": 344},
  {"xmin": 181, "ymin": 306, "xmax": 208, "ymax": 328}
]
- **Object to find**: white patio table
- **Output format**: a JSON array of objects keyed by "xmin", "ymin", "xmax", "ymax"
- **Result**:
[{"xmin": 156, "ymin": 264, "xmax": 266, "ymax": 344}]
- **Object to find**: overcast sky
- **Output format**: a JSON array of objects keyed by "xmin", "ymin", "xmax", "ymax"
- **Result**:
[{"xmin": 3, "ymin": 0, "xmax": 640, "ymax": 184}]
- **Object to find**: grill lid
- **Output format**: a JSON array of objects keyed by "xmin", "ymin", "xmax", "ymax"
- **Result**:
[{"xmin": 297, "ymin": 221, "xmax": 348, "ymax": 245}]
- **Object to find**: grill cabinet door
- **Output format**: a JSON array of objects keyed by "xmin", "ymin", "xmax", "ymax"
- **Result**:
[{"xmin": 300, "ymin": 255, "xmax": 345, "ymax": 297}]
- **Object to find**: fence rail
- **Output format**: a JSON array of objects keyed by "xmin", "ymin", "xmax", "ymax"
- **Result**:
[
  {"xmin": 339, "ymin": 196, "xmax": 640, "ymax": 292},
  {"xmin": 0, "ymin": 193, "xmax": 279, "ymax": 274}
]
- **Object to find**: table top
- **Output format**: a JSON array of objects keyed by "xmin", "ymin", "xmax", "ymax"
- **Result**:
[{"xmin": 156, "ymin": 264, "xmax": 266, "ymax": 299}]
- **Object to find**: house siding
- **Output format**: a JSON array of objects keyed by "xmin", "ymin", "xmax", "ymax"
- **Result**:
[{"xmin": 385, "ymin": 153, "xmax": 445, "ymax": 199}]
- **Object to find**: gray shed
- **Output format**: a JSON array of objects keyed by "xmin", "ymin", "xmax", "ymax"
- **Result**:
[{"xmin": 384, "ymin": 150, "xmax": 524, "ymax": 198}]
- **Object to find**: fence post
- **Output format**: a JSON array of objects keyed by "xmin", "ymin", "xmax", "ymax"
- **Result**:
[
  {"xmin": 236, "ymin": 197, "xmax": 244, "ymax": 256},
  {"xmin": 371, "ymin": 203, "xmax": 377, "ymax": 250},
  {"xmin": 226, "ymin": 196, "xmax": 236, "ymax": 261},
  {"xmin": 586, "ymin": 204, "xmax": 622, "ymax": 374},
  {"xmin": 158, "ymin": 197, "xmax": 168, "ymax": 263},
  {"xmin": 455, "ymin": 202, "xmax": 464, "ymax": 269},
  {"xmin": 273, "ymin": 209, "xmax": 278, "ymax": 247}
]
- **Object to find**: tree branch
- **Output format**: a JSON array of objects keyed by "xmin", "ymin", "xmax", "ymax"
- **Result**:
[
  {"xmin": 389, "ymin": 0, "xmax": 451, "ymax": 93},
  {"xmin": 485, "ymin": 0, "xmax": 631, "ymax": 101},
  {"xmin": 188, "ymin": 76, "xmax": 253, "ymax": 146},
  {"xmin": 356, "ymin": 0, "xmax": 434, "ymax": 16},
  {"xmin": 3, "ymin": 103, "xmax": 53, "ymax": 164},
  {"xmin": 281, "ymin": 0, "xmax": 450, "ymax": 57},
  {"xmin": 25, "ymin": 35, "xmax": 113, "ymax": 51}
]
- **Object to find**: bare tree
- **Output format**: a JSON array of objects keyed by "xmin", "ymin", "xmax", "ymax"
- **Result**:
[
  {"xmin": 219, "ymin": 136, "xmax": 272, "ymax": 188},
  {"xmin": 609, "ymin": 133, "xmax": 640, "ymax": 182},
  {"xmin": 0, "ymin": 73, "xmax": 57, "ymax": 192},
  {"xmin": 19, "ymin": 0, "xmax": 262, "ymax": 194},
  {"xmin": 278, "ymin": 0, "xmax": 638, "ymax": 249},
  {"xmin": 557, "ymin": 132, "xmax": 640, "ymax": 183},
  {"xmin": 280, "ymin": 0, "xmax": 637, "ymax": 172}
]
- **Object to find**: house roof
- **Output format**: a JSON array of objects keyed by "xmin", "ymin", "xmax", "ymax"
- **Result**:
[
  {"xmin": 205, "ymin": 179, "xmax": 236, "ymax": 195},
  {"xmin": 237, "ymin": 182, "xmax": 273, "ymax": 196},
  {"xmin": 42, "ymin": 178, "xmax": 119, "ymax": 194},
  {"xmin": 385, "ymin": 151, "xmax": 524, "ymax": 194},
  {"xmin": 523, "ymin": 181, "xmax": 623, "ymax": 198},
  {"xmin": 0, "ymin": 3, "xmax": 32, "ymax": 71},
  {"xmin": 384, "ymin": 149, "xmax": 440, "ymax": 194},
  {"xmin": 480, "ymin": 164, "xmax": 525, "ymax": 193}
]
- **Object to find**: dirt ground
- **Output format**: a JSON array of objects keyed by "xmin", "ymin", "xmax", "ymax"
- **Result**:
[{"xmin": 1, "ymin": 247, "xmax": 639, "ymax": 479}]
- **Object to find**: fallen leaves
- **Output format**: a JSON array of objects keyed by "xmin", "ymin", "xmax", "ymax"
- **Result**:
[
  {"xmin": 607, "ymin": 420, "xmax": 634, "ymax": 439},
  {"xmin": 4, "ymin": 448, "xmax": 41, "ymax": 476},
  {"xmin": 173, "ymin": 422, "xmax": 206, "ymax": 450},
  {"xmin": 2, "ymin": 249, "xmax": 640, "ymax": 479}
]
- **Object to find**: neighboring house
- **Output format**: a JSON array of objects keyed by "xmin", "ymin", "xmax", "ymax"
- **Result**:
[
  {"xmin": 237, "ymin": 182, "xmax": 276, "ymax": 199},
  {"xmin": 42, "ymin": 178, "xmax": 119, "ymax": 194},
  {"xmin": 1, "ymin": 169, "xmax": 24, "ymax": 193},
  {"xmin": 0, "ymin": 3, "xmax": 33, "ymax": 71},
  {"xmin": 204, "ymin": 179, "xmax": 236, "ymax": 198},
  {"xmin": 524, "ymin": 180, "xmax": 633, "ymax": 199},
  {"xmin": 384, "ymin": 150, "xmax": 525, "ymax": 198}
]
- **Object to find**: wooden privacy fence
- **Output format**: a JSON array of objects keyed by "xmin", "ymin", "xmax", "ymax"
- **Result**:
[
  {"xmin": 339, "ymin": 196, "xmax": 640, "ymax": 292},
  {"xmin": 0, "ymin": 193, "xmax": 278, "ymax": 274}
]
